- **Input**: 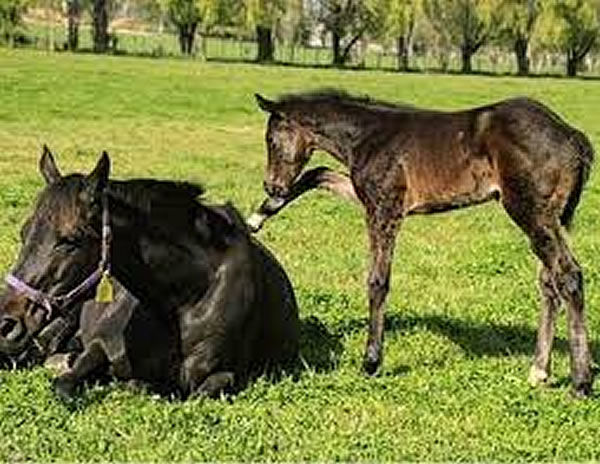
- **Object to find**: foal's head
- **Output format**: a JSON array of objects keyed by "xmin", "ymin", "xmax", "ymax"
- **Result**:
[
  {"xmin": 255, "ymin": 94, "xmax": 315, "ymax": 200},
  {"xmin": 0, "ymin": 147, "xmax": 110, "ymax": 361}
]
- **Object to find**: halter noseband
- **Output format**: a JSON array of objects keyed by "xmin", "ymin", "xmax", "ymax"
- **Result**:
[{"xmin": 4, "ymin": 193, "xmax": 112, "ymax": 320}]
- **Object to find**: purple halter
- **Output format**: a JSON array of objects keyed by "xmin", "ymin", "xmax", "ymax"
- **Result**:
[{"xmin": 4, "ymin": 193, "xmax": 112, "ymax": 320}]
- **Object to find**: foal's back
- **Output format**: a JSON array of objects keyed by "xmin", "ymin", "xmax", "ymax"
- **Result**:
[{"xmin": 360, "ymin": 97, "xmax": 593, "ymax": 218}]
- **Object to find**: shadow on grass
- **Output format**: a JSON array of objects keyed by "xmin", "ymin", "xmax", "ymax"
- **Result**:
[
  {"xmin": 297, "ymin": 316, "xmax": 344, "ymax": 373},
  {"xmin": 333, "ymin": 312, "xmax": 599, "ymax": 360}
]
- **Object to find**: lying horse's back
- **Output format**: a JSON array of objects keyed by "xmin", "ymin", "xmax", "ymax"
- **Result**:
[{"xmin": 178, "ymin": 203, "xmax": 299, "ymax": 396}]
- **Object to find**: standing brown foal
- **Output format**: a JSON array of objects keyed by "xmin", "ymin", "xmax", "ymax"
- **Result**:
[{"xmin": 252, "ymin": 90, "xmax": 595, "ymax": 397}]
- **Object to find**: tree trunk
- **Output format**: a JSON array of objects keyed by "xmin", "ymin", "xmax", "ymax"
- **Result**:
[
  {"xmin": 332, "ymin": 31, "xmax": 343, "ymax": 66},
  {"xmin": 177, "ymin": 22, "xmax": 197, "ymax": 55},
  {"xmin": 461, "ymin": 46, "xmax": 473, "ymax": 73},
  {"xmin": 66, "ymin": 0, "xmax": 80, "ymax": 51},
  {"xmin": 92, "ymin": 0, "xmax": 109, "ymax": 53},
  {"xmin": 256, "ymin": 25, "xmax": 274, "ymax": 63},
  {"xmin": 514, "ymin": 36, "xmax": 529, "ymax": 76},
  {"xmin": 397, "ymin": 35, "xmax": 409, "ymax": 71},
  {"xmin": 566, "ymin": 51, "xmax": 578, "ymax": 77}
]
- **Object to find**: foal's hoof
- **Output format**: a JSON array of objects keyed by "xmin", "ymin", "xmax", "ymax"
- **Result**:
[
  {"xmin": 528, "ymin": 365, "xmax": 549, "ymax": 388},
  {"xmin": 53, "ymin": 375, "xmax": 76, "ymax": 402},
  {"xmin": 572, "ymin": 382, "xmax": 592, "ymax": 399},
  {"xmin": 246, "ymin": 213, "xmax": 266, "ymax": 233},
  {"xmin": 363, "ymin": 346, "xmax": 382, "ymax": 376}
]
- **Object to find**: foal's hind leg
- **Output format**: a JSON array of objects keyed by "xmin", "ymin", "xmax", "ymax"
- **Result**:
[
  {"xmin": 529, "ymin": 265, "xmax": 561, "ymax": 386},
  {"xmin": 502, "ymin": 194, "xmax": 592, "ymax": 395}
]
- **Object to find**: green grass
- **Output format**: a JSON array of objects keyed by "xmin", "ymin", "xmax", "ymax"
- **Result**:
[{"xmin": 1, "ymin": 48, "xmax": 600, "ymax": 461}]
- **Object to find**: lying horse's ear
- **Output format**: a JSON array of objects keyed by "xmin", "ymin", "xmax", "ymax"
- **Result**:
[
  {"xmin": 255, "ymin": 94, "xmax": 280, "ymax": 114},
  {"xmin": 86, "ymin": 151, "xmax": 111, "ymax": 198},
  {"xmin": 39, "ymin": 145, "xmax": 62, "ymax": 185}
]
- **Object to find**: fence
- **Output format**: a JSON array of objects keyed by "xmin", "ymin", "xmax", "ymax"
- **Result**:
[{"xmin": 17, "ymin": 21, "xmax": 600, "ymax": 77}]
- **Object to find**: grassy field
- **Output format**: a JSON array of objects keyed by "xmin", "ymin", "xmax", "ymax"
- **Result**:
[{"xmin": 1, "ymin": 48, "xmax": 600, "ymax": 461}]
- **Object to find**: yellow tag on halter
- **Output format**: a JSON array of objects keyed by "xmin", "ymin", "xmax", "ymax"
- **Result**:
[{"xmin": 96, "ymin": 271, "xmax": 114, "ymax": 303}]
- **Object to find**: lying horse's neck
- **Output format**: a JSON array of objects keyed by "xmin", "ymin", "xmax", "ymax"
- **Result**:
[{"xmin": 105, "ymin": 193, "xmax": 233, "ymax": 311}]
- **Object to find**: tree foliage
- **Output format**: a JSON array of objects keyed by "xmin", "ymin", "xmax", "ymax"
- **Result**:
[
  {"xmin": 371, "ymin": 0, "xmax": 420, "ymax": 70},
  {"xmin": 423, "ymin": 0, "xmax": 501, "ymax": 73},
  {"xmin": 316, "ymin": 0, "xmax": 379, "ymax": 66},
  {"xmin": 0, "ymin": 0, "xmax": 29, "ymax": 46},
  {"xmin": 243, "ymin": 0, "xmax": 286, "ymax": 61},
  {"xmin": 496, "ymin": 0, "xmax": 540, "ymax": 74},
  {"xmin": 537, "ymin": 0, "xmax": 600, "ymax": 75},
  {"xmin": 167, "ymin": 0, "xmax": 216, "ymax": 54}
]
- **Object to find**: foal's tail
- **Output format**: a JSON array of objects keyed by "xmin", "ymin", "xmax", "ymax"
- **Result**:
[{"xmin": 561, "ymin": 129, "xmax": 595, "ymax": 229}]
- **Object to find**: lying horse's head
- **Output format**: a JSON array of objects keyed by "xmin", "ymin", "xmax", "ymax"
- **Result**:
[{"xmin": 0, "ymin": 147, "xmax": 110, "ymax": 364}]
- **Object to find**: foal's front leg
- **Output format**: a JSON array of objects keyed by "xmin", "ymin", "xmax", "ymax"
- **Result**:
[{"xmin": 363, "ymin": 211, "xmax": 401, "ymax": 375}]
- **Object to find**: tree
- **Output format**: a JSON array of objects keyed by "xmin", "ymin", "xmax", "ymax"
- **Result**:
[
  {"xmin": 317, "ymin": 0, "xmax": 378, "ymax": 67},
  {"xmin": 497, "ymin": 0, "xmax": 540, "ymax": 75},
  {"xmin": 243, "ymin": 0, "xmax": 285, "ymax": 62},
  {"xmin": 538, "ymin": 0, "xmax": 600, "ymax": 76},
  {"xmin": 372, "ymin": 0, "xmax": 419, "ymax": 71},
  {"xmin": 0, "ymin": 0, "xmax": 28, "ymax": 47},
  {"xmin": 91, "ymin": 0, "xmax": 110, "ymax": 52},
  {"xmin": 65, "ymin": 0, "xmax": 82, "ymax": 50},
  {"xmin": 167, "ymin": 0, "xmax": 215, "ymax": 55},
  {"xmin": 423, "ymin": 0, "xmax": 500, "ymax": 73}
]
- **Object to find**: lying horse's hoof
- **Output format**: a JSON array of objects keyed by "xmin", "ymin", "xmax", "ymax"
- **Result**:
[
  {"xmin": 192, "ymin": 371, "xmax": 235, "ymax": 399},
  {"xmin": 53, "ymin": 374, "xmax": 77, "ymax": 402},
  {"xmin": 44, "ymin": 353, "xmax": 74, "ymax": 376}
]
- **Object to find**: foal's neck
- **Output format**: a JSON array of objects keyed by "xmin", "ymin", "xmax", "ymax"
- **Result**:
[{"xmin": 306, "ymin": 105, "xmax": 377, "ymax": 166}]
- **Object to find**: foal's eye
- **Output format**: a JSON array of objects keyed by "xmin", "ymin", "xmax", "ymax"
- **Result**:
[{"xmin": 55, "ymin": 234, "xmax": 82, "ymax": 251}]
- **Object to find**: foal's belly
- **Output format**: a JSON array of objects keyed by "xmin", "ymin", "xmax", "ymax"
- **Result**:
[{"xmin": 402, "ymin": 155, "xmax": 500, "ymax": 215}]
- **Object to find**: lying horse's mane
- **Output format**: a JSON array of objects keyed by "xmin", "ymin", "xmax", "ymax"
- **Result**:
[
  {"xmin": 275, "ymin": 88, "xmax": 415, "ymax": 112},
  {"xmin": 107, "ymin": 178, "xmax": 247, "ymax": 243},
  {"xmin": 107, "ymin": 178, "xmax": 205, "ymax": 215},
  {"xmin": 45, "ymin": 175, "xmax": 246, "ymax": 246}
]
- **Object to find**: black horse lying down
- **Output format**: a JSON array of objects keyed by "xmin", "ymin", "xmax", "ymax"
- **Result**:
[{"xmin": 0, "ymin": 147, "xmax": 299, "ymax": 399}]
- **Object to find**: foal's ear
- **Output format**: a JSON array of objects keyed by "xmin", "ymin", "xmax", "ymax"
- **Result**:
[
  {"xmin": 255, "ymin": 94, "xmax": 280, "ymax": 114},
  {"xmin": 39, "ymin": 145, "xmax": 62, "ymax": 185},
  {"xmin": 86, "ymin": 151, "xmax": 111, "ymax": 197}
]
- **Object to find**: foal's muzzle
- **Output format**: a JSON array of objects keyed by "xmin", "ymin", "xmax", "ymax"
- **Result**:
[{"xmin": 263, "ymin": 180, "xmax": 289, "ymax": 199}]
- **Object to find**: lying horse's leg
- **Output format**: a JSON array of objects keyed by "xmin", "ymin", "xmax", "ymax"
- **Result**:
[
  {"xmin": 529, "ymin": 265, "xmax": 562, "ymax": 386},
  {"xmin": 363, "ymin": 210, "xmax": 402, "ymax": 375},
  {"xmin": 53, "ymin": 340, "xmax": 108, "ymax": 400},
  {"xmin": 179, "ymin": 248, "xmax": 252, "ymax": 397},
  {"xmin": 247, "ymin": 167, "xmax": 358, "ymax": 232},
  {"xmin": 194, "ymin": 371, "xmax": 235, "ymax": 398}
]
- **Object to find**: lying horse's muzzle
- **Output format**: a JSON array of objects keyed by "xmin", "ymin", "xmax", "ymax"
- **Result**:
[{"xmin": 0, "ymin": 315, "xmax": 25, "ymax": 343}]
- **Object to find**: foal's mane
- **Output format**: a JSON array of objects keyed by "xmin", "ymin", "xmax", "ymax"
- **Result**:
[{"xmin": 275, "ymin": 88, "xmax": 415, "ymax": 112}]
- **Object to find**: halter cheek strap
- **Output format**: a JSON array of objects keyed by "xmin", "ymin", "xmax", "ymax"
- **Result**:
[{"xmin": 4, "ymin": 193, "xmax": 112, "ymax": 320}]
